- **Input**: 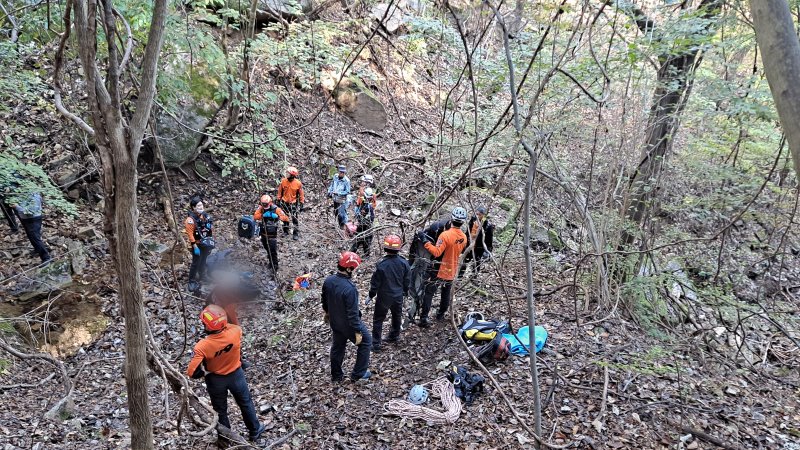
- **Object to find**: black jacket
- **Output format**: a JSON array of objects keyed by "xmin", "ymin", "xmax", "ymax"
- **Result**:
[
  {"xmin": 369, "ymin": 254, "xmax": 412, "ymax": 302},
  {"xmin": 322, "ymin": 272, "xmax": 362, "ymax": 334},
  {"xmin": 467, "ymin": 216, "xmax": 494, "ymax": 252},
  {"xmin": 408, "ymin": 219, "xmax": 450, "ymax": 266}
]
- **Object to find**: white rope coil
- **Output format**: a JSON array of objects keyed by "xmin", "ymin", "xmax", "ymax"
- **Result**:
[{"xmin": 384, "ymin": 377, "xmax": 462, "ymax": 425}]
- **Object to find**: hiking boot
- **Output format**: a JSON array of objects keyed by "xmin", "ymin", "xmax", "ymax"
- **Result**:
[
  {"xmin": 384, "ymin": 334, "xmax": 399, "ymax": 343},
  {"xmin": 292, "ymin": 234, "xmax": 299, "ymax": 241},
  {"xmin": 351, "ymin": 370, "xmax": 372, "ymax": 382},
  {"xmin": 435, "ymin": 314, "xmax": 446, "ymax": 322},
  {"xmin": 249, "ymin": 423, "xmax": 267, "ymax": 442},
  {"xmin": 371, "ymin": 344, "xmax": 382, "ymax": 353},
  {"xmin": 417, "ymin": 318, "xmax": 431, "ymax": 328},
  {"xmin": 331, "ymin": 376, "xmax": 344, "ymax": 384},
  {"xmin": 188, "ymin": 280, "xmax": 200, "ymax": 293}
]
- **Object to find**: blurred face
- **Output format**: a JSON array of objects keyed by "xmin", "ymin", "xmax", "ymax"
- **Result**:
[
  {"xmin": 194, "ymin": 202, "xmax": 205, "ymax": 213},
  {"xmin": 338, "ymin": 171, "xmax": 345, "ymax": 179},
  {"xmin": 477, "ymin": 212, "xmax": 485, "ymax": 221}
]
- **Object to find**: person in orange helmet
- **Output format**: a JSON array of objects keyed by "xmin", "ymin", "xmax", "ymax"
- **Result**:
[
  {"xmin": 277, "ymin": 166, "xmax": 305, "ymax": 240},
  {"xmin": 322, "ymin": 252, "xmax": 372, "ymax": 382},
  {"xmin": 419, "ymin": 206, "xmax": 468, "ymax": 327},
  {"xmin": 187, "ymin": 305, "xmax": 265, "ymax": 442},
  {"xmin": 253, "ymin": 194, "xmax": 289, "ymax": 272},
  {"xmin": 368, "ymin": 234, "xmax": 411, "ymax": 351}
]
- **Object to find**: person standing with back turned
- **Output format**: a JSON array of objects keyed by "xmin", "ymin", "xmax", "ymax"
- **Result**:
[
  {"xmin": 187, "ymin": 305, "xmax": 265, "ymax": 442},
  {"xmin": 419, "ymin": 206, "xmax": 468, "ymax": 327},
  {"xmin": 322, "ymin": 252, "xmax": 372, "ymax": 383}
]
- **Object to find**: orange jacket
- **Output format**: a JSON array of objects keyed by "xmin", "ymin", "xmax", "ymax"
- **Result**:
[
  {"xmin": 424, "ymin": 226, "xmax": 467, "ymax": 281},
  {"xmin": 186, "ymin": 325, "xmax": 242, "ymax": 377},
  {"xmin": 278, "ymin": 178, "xmax": 305, "ymax": 204},
  {"xmin": 253, "ymin": 205, "xmax": 289, "ymax": 222},
  {"xmin": 356, "ymin": 184, "xmax": 377, "ymax": 208}
]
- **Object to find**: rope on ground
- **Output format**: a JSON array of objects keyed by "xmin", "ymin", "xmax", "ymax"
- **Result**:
[{"xmin": 383, "ymin": 377, "xmax": 461, "ymax": 424}]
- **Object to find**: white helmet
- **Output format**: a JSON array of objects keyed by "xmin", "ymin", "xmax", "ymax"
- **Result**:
[
  {"xmin": 362, "ymin": 174, "xmax": 374, "ymax": 184},
  {"xmin": 364, "ymin": 188, "xmax": 375, "ymax": 199},
  {"xmin": 451, "ymin": 206, "xmax": 467, "ymax": 222}
]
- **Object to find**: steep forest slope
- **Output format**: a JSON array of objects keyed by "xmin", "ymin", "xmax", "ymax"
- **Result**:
[{"xmin": 1, "ymin": 0, "xmax": 799, "ymax": 449}]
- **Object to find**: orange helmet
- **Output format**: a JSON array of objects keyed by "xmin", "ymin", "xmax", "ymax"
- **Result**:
[
  {"xmin": 200, "ymin": 304, "xmax": 227, "ymax": 331},
  {"xmin": 260, "ymin": 194, "xmax": 272, "ymax": 206},
  {"xmin": 383, "ymin": 234, "xmax": 402, "ymax": 251},
  {"xmin": 338, "ymin": 251, "xmax": 362, "ymax": 270},
  {"xmin": 286, "ymin": 166, "xmax": 299, "ymax": 176}
]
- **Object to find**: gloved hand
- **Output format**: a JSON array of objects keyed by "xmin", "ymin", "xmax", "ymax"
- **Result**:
[
  {"xmin": 299, "ymin": 203, "xmax": 305, "ymax": 212},
  {"xmin": 323, "ymin": 313, "xmax": 329, "ymax": 323},
  {"xmin": 193, "ymin": 245, "xmax": 200, "ymax": 256},
  {"xmin": 354, "ymin": 332, "xmax": 363, "ymax": 345},
  {"xmin": 191, "ymin": 364, "xmax": 208, "ymax": 379}
]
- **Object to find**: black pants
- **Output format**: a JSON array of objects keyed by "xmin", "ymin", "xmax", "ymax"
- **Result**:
[
  {"xmin": 349, "ymin": 227, "xmax": 373, "ymax": 255},
  {"xmin": 189, "ymin": 246, "xmax": 211, "ymax": 281},
  {"xmin": 330, "ymin": 323, "xmax": 371, "ymax": 381},
  {"xmin": 21, "ymin": 217, "xmax": 50, "ymax": 262},
  {"xmin": 259, "ymin": 235, "xmax": 279, "ymax": 271},
  {"xmin": 421, "ymin": 278, "xmax": 453, "ymax": 320},
  {"xmin": 280, "ymin": 202, "xmax": 300, "ymax": 236},
  {"xmin": 372, "ymin": 297, "xmax": 402, "ymax": 346},
  {"xmin": 205, "ymin": 368, "xmax": 260, "ymax": 436},
  {"xmin": 459, "ymin": 248, "xmax": 486, "ymax": 278},
  {"xmin": 1, "ymin": 201, "xmax": 18, "ymax": 231},
  {"xmin": 332, "ymin": 201, "xmax": 347, "ymax": 227}
]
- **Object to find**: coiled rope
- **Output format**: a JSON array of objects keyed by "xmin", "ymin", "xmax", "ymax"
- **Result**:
[{"xmin": 383, "ymin": 377, "xmax": 462, "ymax": 424}]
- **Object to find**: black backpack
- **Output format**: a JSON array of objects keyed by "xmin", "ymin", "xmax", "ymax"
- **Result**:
[{"xmin": 237, "ymin": 215, "xmax": 260, "ymax": 239}]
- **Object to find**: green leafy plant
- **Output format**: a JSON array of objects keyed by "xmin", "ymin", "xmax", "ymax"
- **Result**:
[{"xmin": 0, "ymin": 149, "xmax": 78, "ymax": 217}]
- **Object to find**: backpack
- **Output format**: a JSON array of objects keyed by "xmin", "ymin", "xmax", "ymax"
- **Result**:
[
  {"xmin": 475, "ymin": 335, "xmax": 511, "ymax": 365},
  {"xmin": 237, "ymin": 215, "xmax": 260, "ymax": 239},
  {"xmin": 458, "ymin": 313, "xmax": 510, "ymax": 343}
]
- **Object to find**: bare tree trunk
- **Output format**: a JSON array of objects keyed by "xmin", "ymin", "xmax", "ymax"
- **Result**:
[
  {"xmin": 486, "ymin": 0, "xmax": 543, "ymax": 443},
  {"xmin": 66, "ymin": 0, "xmax": 169, "ymax": 447},
  {"xmin": 619, "ymin": 0, "xmax": 722, "ymax": 247},
  {"xmin": 750, "ymin": 0, "xmax": 800, "ymax": 181}
]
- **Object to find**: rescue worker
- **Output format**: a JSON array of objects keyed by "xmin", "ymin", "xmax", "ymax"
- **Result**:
[
  {"xmin": 419, "ymin": 206, "xmax": 468, "ymax": 327},
  {"xmin": 253, "ymin": 195, "xmax": 289, "ymax": 272},
  {"xmin": 322, "ymin": 252, "xmax": 372, "ymax": 382},
  {"xmin": 327, "ymin": 165, "xmax": 351, "ymax": 227},
  {"xmin": 356, "ymin": 174, "xmax": 377, "ymax": 209},
  {"xmin": 277, "ymin": 166, "xmax": 305, "ymax": 240},
  {"xmin": 187, "ymin": 305, "xmax": 265, "ymax": 441},
  {"xmin": 460, "ymin": 206, "xmax": 495, "ymax": 277},
  {"xmin": 186, "ymin": 196, "xmax": 214, "ymax": 291},
  {"xmin": 6, "ymin": 191, "xmax": 51, "ymax": 263},
  {"xmin": 368, "ymin": 235, "xmax": 411, "ymax": 351},
  {"xmin": 349, "ymin": 188, "xmax": 375, "ymax": 256}
]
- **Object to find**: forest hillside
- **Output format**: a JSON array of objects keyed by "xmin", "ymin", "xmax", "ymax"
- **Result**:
[{"xmin": 0, "ymin": 0, "xmax": 799, "ymax": 449}]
